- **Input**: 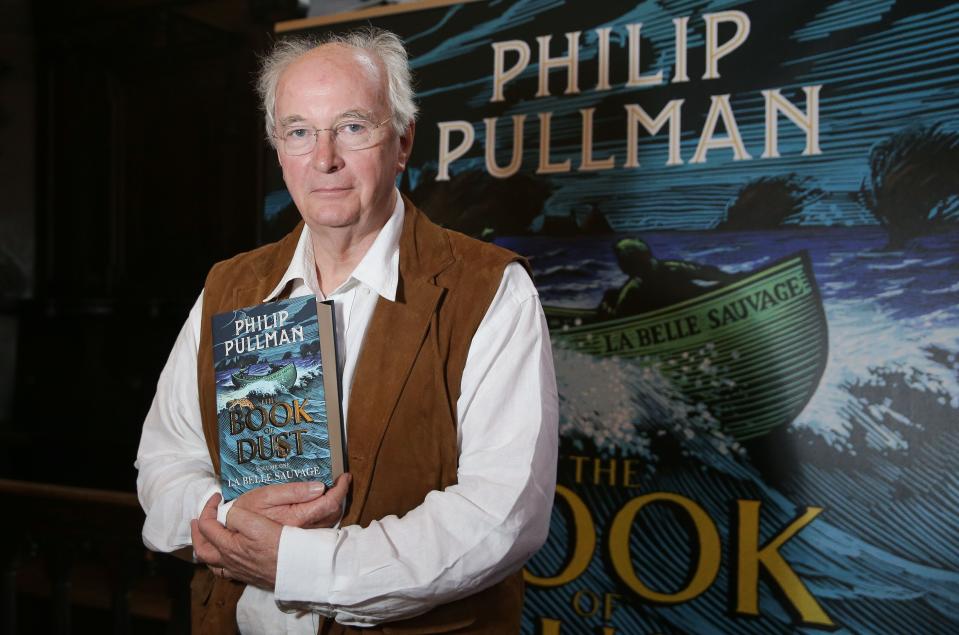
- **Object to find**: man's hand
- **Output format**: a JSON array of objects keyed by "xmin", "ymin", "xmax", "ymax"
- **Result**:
[
  {"xmin": 192, "ymin": 493, "xmax": 281, "ymax": 589},
  {"xmin": 190, "ymin": 475, "xmax": 351, "ymax": 589},
  {"xmin": 231, "ymin": 473, "xmax": 352, "ymax": 529}
]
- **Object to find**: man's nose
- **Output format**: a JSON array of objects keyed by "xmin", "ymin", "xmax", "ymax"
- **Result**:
[{"xmin": 310, "ymin": 130, "xmax": 343, "ymax": 173}]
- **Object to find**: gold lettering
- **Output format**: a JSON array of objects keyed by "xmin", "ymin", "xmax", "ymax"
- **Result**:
[
  {"xmin": 269, "ymin": 401, "xmax": 293, "ymax": 427},
  {"xmin": 537, "ymin": 112, "xmax": 572, "ymax": 174},
  {"xmin": 293, "ymin": 398, "xmax": 313, "ymax": 423},
  {"xmin": 622, "ymin": 460, "xmax": 641, "ymax": 487},
  {"xmin": 603, "ymin": 592, "xmax": 622, "ymax": 620},
  {"xmin": 625, "ymin": 101, "xmax": 684, "ymax": 167},
  {"xmin": 292, "ymin": 428, "xmax": 307, "ymax": 454},
  {"xmin": 761, "ymin": 86, "xmax": 822, "ymax": 158},
  {"xmin": 735, "ymin": 501, "xmax": 833, "ymax": 626},
  {"xmin": 491, "ymin": 40, "xmax": 530, "ymax": 102},
  {"xmin": 536, "ymin": 31, "xmax": 582, "ymax": 97},
  {"xmin": 626, "ymin": 23, "xmax": 664, "ymax": 87},
  {"xmin": 579, "ymin": 108, "xmax": 616, "ymax": 171},
  {"xmin": 672, "ymin": 17, "xmax": 690, "ymax": 83},
  {"xmin": 570, "ymin": 455, "xmax": 589, "ymax": 483},
  {"xmin": 609, "ymin": 492, "xmax": 720, "ymax": 603},
  {"xmin": 571, "ymin": 589, "xmax": 599, "ymax": 618},
  {"xmin": 484, "ymin": 115, "xmax": 526, "ymax": 178},
  {"xmin": 525, "ymin": 485, "xmax": 595, "ymax": 587},
  {"xmin": 236, "ymin": 438, "xmax": 257, "ymax": 464},
  {"xmin": 229, "ymin": 410, "xmax": 244, "ymax": 435},
  {"xmin": 539, "ymin": 617, "xmax": 562, "ymax": 635},
  {"xmin": 436, "ymin": 121, "xmax": 475, "ymax": 181},
  {"xmin": 246, "ymin": 406, "xmax": 267, "ymax": 432},
  {"xmin": 691, "ymin": 94, "xmax": 751, "ymax": 163},
  {"xmin": 593, "ymin": 458, "xmax": 617, "ymax": 486},
  {"xmin": 594, "ymin": 27, "xmax": 612, "ymax": 90},
  {"xmin": 703, "ymin": 11, "xmax": 750, "ymax": 80}
]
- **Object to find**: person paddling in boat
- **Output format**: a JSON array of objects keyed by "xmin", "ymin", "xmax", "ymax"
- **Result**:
[{"xmin": 597, "ymin": 238, "xmax": 740, "ymax": 319}]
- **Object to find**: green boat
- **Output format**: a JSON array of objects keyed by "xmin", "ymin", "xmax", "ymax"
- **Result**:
[
  {"xmin": 545, "ymin": 252, "xmax": 828, "ymax": 441},
  {"xmin": 231, "ymin": 363, "xmax": 297, "ymax": 390}
]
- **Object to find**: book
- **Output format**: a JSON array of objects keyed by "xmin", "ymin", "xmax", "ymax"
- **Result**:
[{"xmin": 211, "ymin": 296, "xmax": 345, "ymax": 501}]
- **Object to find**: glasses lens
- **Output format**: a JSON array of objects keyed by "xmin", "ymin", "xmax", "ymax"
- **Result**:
[
  {"xmin": 335, "ymin": 120, "xmax": 375, "ymax": 150},
  {"xmin": 283, "ymin": 128, "xmax": 314, "ymax": 156},
  {"xmin": 279, "ymin": 119, "xmax": 386, "ymax": 155}
]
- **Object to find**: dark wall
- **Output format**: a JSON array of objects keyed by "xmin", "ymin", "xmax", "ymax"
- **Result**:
[{"xmin": 5, "ymin": 0, "xmax": 305, "ymax": 491}]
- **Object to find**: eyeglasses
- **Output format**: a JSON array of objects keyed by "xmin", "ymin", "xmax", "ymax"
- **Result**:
[{"xmin": 275, "ymin": 117, "xmax": 392, "ymax": 155}]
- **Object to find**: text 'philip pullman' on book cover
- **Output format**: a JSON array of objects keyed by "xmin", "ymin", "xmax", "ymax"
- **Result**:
[{"xmin": 211, "ymin": 296, "xmax": 345, "ymax": 501}]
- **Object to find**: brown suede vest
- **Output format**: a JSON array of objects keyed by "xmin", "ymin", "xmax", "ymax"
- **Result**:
[{"xmin": 192, "ymin": 199, "xmax": 526, "ymax": 634}]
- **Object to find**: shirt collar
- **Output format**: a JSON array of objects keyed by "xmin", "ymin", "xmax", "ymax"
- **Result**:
[{"xmin": 263, "ymin": 190, "xmax": 404, "ymax": 302}]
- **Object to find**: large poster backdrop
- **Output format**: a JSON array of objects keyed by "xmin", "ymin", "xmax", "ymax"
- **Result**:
[{"xmin": 269, "ymin": 1, "xmax": 959, "ymax": 632}]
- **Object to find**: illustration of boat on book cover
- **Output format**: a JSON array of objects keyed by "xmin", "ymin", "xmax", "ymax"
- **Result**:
[{"xmin": 211, "ymin": 296, "xmax": 344, "ymax": 501}]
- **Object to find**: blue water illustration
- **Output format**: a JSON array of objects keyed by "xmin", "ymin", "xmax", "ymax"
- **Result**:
[
  {"xmin": 272, "ymin": 1, "xmax": 959, "ymax": 630},
  {"xmin": 212, "ymin": 296, "xmax": 334, "ymax": 499},
  {"xmin": 503, "ymin": 228, "xmax": 959, "ymax": 633}
]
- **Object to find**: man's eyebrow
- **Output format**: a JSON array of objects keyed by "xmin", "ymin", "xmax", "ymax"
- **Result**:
[
  {"xmin": 278, "ymin": 115, "xmax": 307, "ymax": 127},
  {"xmin": 338, "ymin": 109, "xmax": 376, "ymax": 122},
  {"xmin": 278, "ymin": 110, "xmax": 377, "ymax": 128}
]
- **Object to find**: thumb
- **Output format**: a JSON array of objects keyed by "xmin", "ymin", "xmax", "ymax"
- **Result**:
[
  {"xmin": 266, "ymin": 480, "xmax": 328, "ymax": 505},
  {"xmin": 200, "ymin": 493, "xmax": 222, "ymax": 520}
]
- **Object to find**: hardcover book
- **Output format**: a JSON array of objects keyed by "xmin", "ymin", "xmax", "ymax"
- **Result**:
[{"xmin": 211, "ymin": 296, "xmax": 345, "ymax": 501}]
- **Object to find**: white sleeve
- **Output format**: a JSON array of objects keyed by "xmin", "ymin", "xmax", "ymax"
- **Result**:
[
  {"xmin": 135, "ymin": 291, "xmax": 221, "ymax": 552},
  {"xmin": 274, "ymin": 262, "xmax": 559, "ymax": 626}
]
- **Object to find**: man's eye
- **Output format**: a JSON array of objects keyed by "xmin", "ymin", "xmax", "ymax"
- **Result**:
[
  {"xmin": 286, "ymin": 128, "xmax": 311, "ymax": 139},
  {"xmin": 338, "ymin": 122, "xmax": 369, "ymax": 135}
]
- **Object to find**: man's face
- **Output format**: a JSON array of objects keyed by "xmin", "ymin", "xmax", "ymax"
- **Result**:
[{"xmin": 273, "ymin": 44, "xmax": 414, "ymax": 232}]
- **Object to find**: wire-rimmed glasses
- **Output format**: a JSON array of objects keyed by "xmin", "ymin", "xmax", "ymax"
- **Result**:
[{"xmin": 275, "ymin": 117, "xmax": 392, "ymax": 156}]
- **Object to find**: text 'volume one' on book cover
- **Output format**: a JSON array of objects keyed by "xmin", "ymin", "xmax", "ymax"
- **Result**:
[{"xmin": 211, "ymin": 296, "xmax": 345, "ymax": 501}]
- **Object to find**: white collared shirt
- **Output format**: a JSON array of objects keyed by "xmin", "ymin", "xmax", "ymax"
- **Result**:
[{"xmin": 135, "ymin": 194, "xmax": 558, "ymax": 633}]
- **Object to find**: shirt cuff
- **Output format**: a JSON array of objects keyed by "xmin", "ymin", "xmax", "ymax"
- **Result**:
[
  {"xmin": 217, "ymin": 499, "xmax": 235, "ymax": 526},
  {"xmin": 274, "ymin": 525, "xmax": 338, "ymax": 608}
]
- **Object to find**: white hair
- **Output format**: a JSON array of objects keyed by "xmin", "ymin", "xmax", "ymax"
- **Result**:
[{"xmin": 256, "ymin": 27, "xmax": 417, "ymax": 146}]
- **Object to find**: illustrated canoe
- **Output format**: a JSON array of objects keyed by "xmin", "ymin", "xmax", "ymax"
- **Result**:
[
  {"xmin": 545, "ymin": 252, "xmax": 828, "ymax": 441},
  {"xmin": 231, "ymin": 363, "xmax": 297, "ymax": 390}
]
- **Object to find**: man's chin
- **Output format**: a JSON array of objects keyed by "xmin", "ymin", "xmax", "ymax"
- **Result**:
[{"xmin": 301, "ymin": 208, "xmax": 362, "ymax": 231}]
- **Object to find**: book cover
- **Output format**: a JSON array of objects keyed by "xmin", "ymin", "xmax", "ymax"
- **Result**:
[{"xmin": 211, "ymin": 296, "xmax": 344, "ymax": 501}]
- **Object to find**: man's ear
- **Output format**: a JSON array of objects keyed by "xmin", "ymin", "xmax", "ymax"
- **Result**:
[{"xmin": 397, "ymin": 121, "xmax": 416, "ymax": 171}]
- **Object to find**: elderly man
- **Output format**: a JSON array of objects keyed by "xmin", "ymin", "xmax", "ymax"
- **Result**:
[{"xmin": 135, "ymin": 28, "xmax": 558, "ymax": 635}]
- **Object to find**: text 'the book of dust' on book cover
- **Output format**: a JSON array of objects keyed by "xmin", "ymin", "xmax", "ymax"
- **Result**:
[{"xmin": 211, "ymin": 296, "xmax": 344, "ymax": 501}]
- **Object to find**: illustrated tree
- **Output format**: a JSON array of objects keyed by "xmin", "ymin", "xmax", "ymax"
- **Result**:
[
  {"xmin": 719, "ymin": 174, "xmax": 823, "ymax": 230},
  {"xmin": 408, "ymin": 169, "xmax": 551, "ymax": 238},
  {"xmin": 859, "ymin": 124, "xmax": 959, "ymax": 247}
]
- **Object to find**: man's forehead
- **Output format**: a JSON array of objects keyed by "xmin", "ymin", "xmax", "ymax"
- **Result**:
[
  {"xmin": 285, "ymin": 44, "xmax": 382, "ymax": 87},
  {"xmin": 275, "ymin": 44, "xmax": 386, "ymax": 115}
]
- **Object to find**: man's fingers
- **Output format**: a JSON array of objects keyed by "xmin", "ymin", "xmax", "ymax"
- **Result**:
[
  {"xmin": 197, "ymin": 514, "xmax": 236, "ymax": 554},
  {"xmin": 294, "ymin": 473, "xmax": 351, "ymax": 527},
  {"xmin": 237, "ymin": 481, "xmax": 327, "ymax": 511},
  {"xmin": 317, "ymin": 473, "xmax": 351, "ymax": 508},
  {"xmin": 329, "ymin": 473, "xmax": 352, "ymax": 500},
  {"xmin": 227, "ymin": 503, "xmax": 280, "ymax": 535},
  {"xmin": 263, "ymin": 481, "xmax": 327, "ymax": 505},
  {"xmin": 200, "ymin": 493, "xmax": 222, "ymax": 520},
  {"xmin": 191, "ymin": 519, "xmax": 220, "ymax": 565},
  {"xmin": 225, "ymin": 476, "xmax": 350, "ymax": 528},
  {"xmin": 193, "ymin": 495, "xmax": 226, "ymax": 564}
]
